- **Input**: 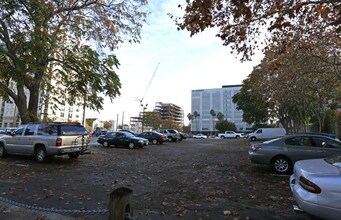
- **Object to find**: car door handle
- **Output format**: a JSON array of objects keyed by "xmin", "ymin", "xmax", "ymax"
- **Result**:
[{"xmin": 316, "ymin": 150, "xmax": 326, "ymax": 153}]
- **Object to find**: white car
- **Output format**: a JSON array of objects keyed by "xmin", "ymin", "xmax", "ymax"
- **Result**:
[
  {"xmin": 290, "ymin": 154, "xmax": 341, "ymax": 220},
  {"xmin": 193, "ymin": 134, "xmax": 207, "ymax": 139}
]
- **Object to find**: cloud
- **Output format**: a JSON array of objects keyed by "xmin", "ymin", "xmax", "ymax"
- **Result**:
[{"xmin": 87, "ymin": 0, "xmax": 262, "ymax": 125}]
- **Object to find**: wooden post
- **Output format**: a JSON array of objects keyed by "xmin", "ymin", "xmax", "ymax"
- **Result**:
[{"xmin": 108, "ymin": 187, "xmax": 133, "ymax": 220}]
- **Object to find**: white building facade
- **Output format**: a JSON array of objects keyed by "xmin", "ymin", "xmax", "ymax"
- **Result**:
[{"xmin": 191, "ymin": 85, "xmax": 251, "ymax": 132}]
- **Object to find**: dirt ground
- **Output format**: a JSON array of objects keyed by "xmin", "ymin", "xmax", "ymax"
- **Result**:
[{"xmin": 0, "ymin": 138, "xmax": 319, "ymax": 220}]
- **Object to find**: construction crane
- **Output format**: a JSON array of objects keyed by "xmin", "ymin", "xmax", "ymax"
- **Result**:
[{"xmin": 136, "ymin": 62, "xmax": 160, "ymax": 108}]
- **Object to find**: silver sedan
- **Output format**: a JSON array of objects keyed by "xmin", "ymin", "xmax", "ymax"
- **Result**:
[
  {"xmin": 290, "ymin": 155, "xmax": 341, "ymax": 220},
  {"xmin": 248, "ymin": 134, "xmax": 341, "ymax": 174}
]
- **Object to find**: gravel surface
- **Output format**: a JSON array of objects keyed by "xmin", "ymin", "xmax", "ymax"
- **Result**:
[{"xmin": 0, "ymin": 138, "xmax": 319, "ymax": 219}]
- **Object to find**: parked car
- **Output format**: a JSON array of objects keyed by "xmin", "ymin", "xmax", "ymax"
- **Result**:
[
  {"xmin": 94, "ymin": 130, "xmax": 108, "ymax": 137},
  {"xmin": 248, "ymin": 134, "xmax": 341, "ymax": 174},
  {"xmin": 0, "ymin": 122, "xmax": 90, "ymax": 163},
  {"xmin": 159, "ymin": 129, "xmax": 181, "ymax": 142},
  {"xmin": 290, "ymin": 154, "xmax": 341, "ymax": 220},
  {"xmin": 193, "ymin": 134, "xmax": 207, "ymax": 139},
  {"xmin": 97, "ymin": 131, "xmax": 148, "ymax": 149},
  {"xmin": 120, "ymin": 129, "xmax": 137, "ymax": 136},
  {"xmin": 246, "ymin": 128, "xmax": 286, "ymax": 141},
  {"xmin": 217, "ymin": 131, "xmax": 244, "ymax": 139},
  {"xmin": 179, "ymin": 132, "xmax": 187, "ymax": 141},
  {"xmin": 138, "ymin": 131, "xmax": 167, "ymax": 144}
]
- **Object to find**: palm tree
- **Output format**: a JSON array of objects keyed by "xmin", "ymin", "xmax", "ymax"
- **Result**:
[
  {"xmin": 217, "ymin": 112, "xmax": 224, "ymax": 121},
  {"xmin": 210, "ymin": 109, "xmax": 216, "ymax": 136},
  {"xmin": 187, "ymin": 113, "xmax": 193, "ymax": 132},
  {"xmin": 193, "ymin": 111, "xmax": 200, "ymax": 131}
]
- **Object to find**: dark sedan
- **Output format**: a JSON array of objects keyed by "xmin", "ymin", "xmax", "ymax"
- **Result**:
[
  {"xmin": 97, "ymin": 131, "xmax": 148, "ymax": 149},
  {"xmin": 249, "ymin": 134, "xmax": 341, "ymax": 174},
  {"xmin": 138, "ymin": 131, "xmax": 167, "ymax": 144}
]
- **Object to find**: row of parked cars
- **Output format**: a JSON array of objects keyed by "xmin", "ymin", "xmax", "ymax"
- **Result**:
[
  {"xmin": 96, "ymin": 129, "xmax": 186, "ymax": 149},
  {"xmin": 248, "ymin": 133, "xmax": 341, "ymax": 219}
]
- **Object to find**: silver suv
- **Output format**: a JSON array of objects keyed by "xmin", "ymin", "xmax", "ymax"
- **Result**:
[
  {"xmin": 0, "ymin": 122, "xmax": 90, "ymax": 162},
  {"xmin": 159, "ymin": 129, "xmax": 181, "ymax": 142}
]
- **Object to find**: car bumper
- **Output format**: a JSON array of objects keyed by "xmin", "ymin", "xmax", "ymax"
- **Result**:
[
  {"xmin": 48, "ymin": 146, "xmax": 89, "ymax": 155},
  {"xmin": 290, "ymin": 175, "xmax": 319, "ymax": 217},
  {"xmin": 248, "ymin": 151, "xmax": 271, "ymax": 165}
]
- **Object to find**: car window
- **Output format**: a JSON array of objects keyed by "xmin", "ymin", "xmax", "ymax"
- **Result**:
[
  {"xmin": 107, "ymin": 132, "xmax": 115, "ymax": 138},
  {"xmin": 312, "ymin": 137, "xmax": 341, "ymax": 148},
  {"xmin": 256, "ymin": 129, "xmax": 262, "ymax": 134},
  {"xmin": 285, "ymin": 137, "xmax": 301, "ymax": 146},
  {"xmin": 60, "ymin": 124, "xmax": 87, "ymax": 136},
  {"xmin": 37, "ymin": 124, "xmax": 58, "ymax": 136},
  {"xmin": 167, "ymin": 130, "xmax": 176, "ymax": 134},
  {"xmin": 116, "ymin": 132, "xmax": 125, "ymax": 138},
  {"xmin": 24, "ymin": 124, "xmax": 38, "ymax": 135},
  {"xmin": 15, "ymin": 126, "xmax": 25, "ymax": 135}
]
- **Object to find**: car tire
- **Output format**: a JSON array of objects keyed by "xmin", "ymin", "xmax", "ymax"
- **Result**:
[
  {"xmin": 35, "ymin": 146, "xmax": 47, "ymax": 163},
  {"xmin": 168, "ymin": 137, "xmax": 173, "ymax": 142},
  {"xmin": 236, "ymin": 136, "xmax": 240, "ymax": 139},
  {"xmin": 220, "ymin": 136, "xmax": 225, "ymax": 139},
  {"xmin": 68, "ymin": 152, "xmax": 80, "ymax": 159},
  {"xmin": 152, "ymin": 139, "xmax": 158, "ymax": 145},
  {"xmin": 250, "ymin": 137, "xmax": 256, "ymax": 141},
  {"xmin": 103, "ymin": 141, "xmax": 109, "ymax": 148},
  {"xmin": 128, "ymin": 142, "xmax": 135, "ymax": 149},
  {"xmin": 0, "ymin": 143, "xmax": 7, "ymax": 158},
  {"xmin": 272, "ymin": 156, "xmax": 292, "ymax": 174}
]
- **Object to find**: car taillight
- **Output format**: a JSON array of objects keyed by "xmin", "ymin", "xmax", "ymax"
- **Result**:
[
  {"xmin": 299, "ymin": 176, "xmax": 321, "ymax": 194},
  {"xmin": 250, "ymin": 145, "xmax": 261, "ymax": 151},
  {"xmin": 56, "ymin": 138, "xmax": 62, "ymax": 147}
]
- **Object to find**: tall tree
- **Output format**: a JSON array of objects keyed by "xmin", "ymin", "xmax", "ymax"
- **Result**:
[
  {"xmin": 142, "ymin": 111, "xmax": 163, "ymax": 130},
  {"xmin": 216, "ymin": 112, "xmax": 224, "ymax": 121},
  {"xmin": 0, "ymin": 0, "xmax": 148, "ymax": 123},
  {"xmin": 193, "ymin": 111, "xmax": 200, "ymax": 131},
  {"xmin": 173, "ymin": 0, "xmax": 339, "ymax": 61},
  {"xmin": 209, "ymin": 109, "xmax": 216, "ymax": 133}
]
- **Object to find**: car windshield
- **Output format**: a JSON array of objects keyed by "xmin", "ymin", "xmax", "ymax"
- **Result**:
[
  {"xmin": 122, "ymin": 132, "xmax": 135, "ymax": 137},
  {"xmin": 325, "ymin": 154, "xmax": 341, "ymax": 168},
  {"xmin": 263, "ymin": 137, "xmax": 282, "ymax": 144}
]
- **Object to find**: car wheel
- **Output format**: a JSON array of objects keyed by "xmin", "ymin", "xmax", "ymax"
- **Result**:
[
  {"xmin": 168, "ymin": 137, "xmax": 173, "ymax": 142},
  {"xmin": 0, "ymin": 143, "xmax": 7, "ymax": 158},
  {"xmin": 152, "ymin": 139, "xmax": 158, "ymax": 145},
  {"xmin": 103, "ymin": 141, "xmax": 109, "ymax": 148},
  {"xmin": 128, "ymin": 142, "xmax": 135, "ymax": 149},
  {"xmin": 272, "ymin": 156, "xmax": 292, "ymax": 174},
  {"xmin": 220, "ymin": 136, "xmax": 225, "ymax": 139},
  {"xmin": 236, "ymin": 136, "xmax": 240, "ymax": 139},
  {"xmin": 68, "ymin": 152, "xmax": 80, "ymax": 159},
  {"xmin": 250, "ymin": 137, "xmax": 256, "ymax": 141},
  {"xmin": 35, "ymin": 146, "xmax": 47, "ymax": 163}
]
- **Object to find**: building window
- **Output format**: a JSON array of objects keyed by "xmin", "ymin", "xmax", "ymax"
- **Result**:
[{"xmin": 60, "ymin": 112, "xmax": 64, "ymax": 117}]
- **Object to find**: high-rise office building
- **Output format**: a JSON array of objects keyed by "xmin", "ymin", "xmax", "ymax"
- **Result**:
[{"xmin": 191, "ymin": 85, "xmax": 251, "ymax": 132}]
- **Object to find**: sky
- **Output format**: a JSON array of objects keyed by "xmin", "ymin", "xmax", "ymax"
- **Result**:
[{"xmin": 87, "ymin": 0, "xmax": 263, "ymax": 125}]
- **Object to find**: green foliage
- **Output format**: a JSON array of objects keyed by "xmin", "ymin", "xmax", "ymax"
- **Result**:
[
  {"xmin": 215, "ymin": 120, "xmax": 237, "ymax": 132},
  {"xmin": 216, "ymin": 112, "xmax": 224, "ymax": 121},
  {"xmin": 142, "ymin": 111, "xmax": 163, "ymax": 130},
  {"xmin": 0, "ymin": 0, "xmax": 148, "ymax": 123},
  {"xmin": 232, "ymin": 84, "xmax": 269, "ymax": 125}
]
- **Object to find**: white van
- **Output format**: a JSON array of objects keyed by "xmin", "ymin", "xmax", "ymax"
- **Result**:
[{"xmin": 247, "ymin": 128, "xmax": 286, "ymax": 141}]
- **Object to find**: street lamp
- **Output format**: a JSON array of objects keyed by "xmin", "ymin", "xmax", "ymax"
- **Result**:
[{"xmin": 141, "ymin": 103, "xmax": 148, "ymax": 132}]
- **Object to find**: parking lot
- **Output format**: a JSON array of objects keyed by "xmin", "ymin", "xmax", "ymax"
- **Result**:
[{"xmin": 0, "ymin": 138, "xmax": 317, "ymax": 219}]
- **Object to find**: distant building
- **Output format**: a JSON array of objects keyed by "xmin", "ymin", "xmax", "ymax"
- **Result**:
[
  {"xmin": 191, "ymin": 85, "xmax": 251, "ymax": 132},
  {"xmin": 0, "ymin": 98, "xmax": 20, "ymax": 128},
  {"xmin": 154, "ymin": 102, "xmax": 184, "ymax": 127}
]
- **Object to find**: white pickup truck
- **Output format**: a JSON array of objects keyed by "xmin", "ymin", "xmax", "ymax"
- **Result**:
[{"xmin": 217, "ymin": 131, "xmax": 244, "ymax": 139}]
